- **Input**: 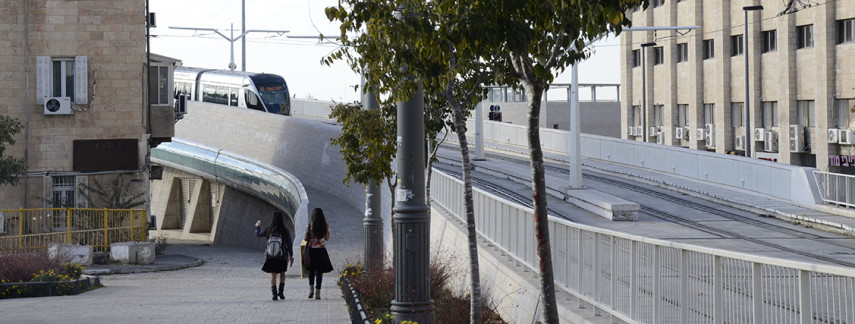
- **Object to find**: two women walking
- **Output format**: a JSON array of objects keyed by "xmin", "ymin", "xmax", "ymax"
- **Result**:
[{"xmin": 254, "ymin": 208, "xmax": 333, "ymax": 301}]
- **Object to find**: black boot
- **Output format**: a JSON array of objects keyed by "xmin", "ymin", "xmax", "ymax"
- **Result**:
[
  {"xmin": 278, "ymin": 283, "xmax": 285, "ymax": 300},
  {"xmin": 271, "ymin": 285, "xmax": 278, "ymax": 300}
]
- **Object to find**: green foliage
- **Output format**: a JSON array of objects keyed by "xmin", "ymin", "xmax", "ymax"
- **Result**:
[
  {"xmin": 77, "ymin": 175, "xmax": 146, "ymax": 209},
  {"xmin": 0, "ymin": 114, "xmax": 28, "ymax": 186},
  {"xmin": 329, "ymin": 102, "xmax": 398, "ymax": 186}
]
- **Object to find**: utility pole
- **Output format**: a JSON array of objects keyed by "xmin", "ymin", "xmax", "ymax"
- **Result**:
[
  {"xmin": 169, "ymin": 25, "xmax": 288, "ymax": 71},
  {"xmin": 242, "ymin": 0, "xmax": 246, "ymax": 71},
  {"xmin": 361, "ymin": 70, "xmax": 384, "ymax": 273}
]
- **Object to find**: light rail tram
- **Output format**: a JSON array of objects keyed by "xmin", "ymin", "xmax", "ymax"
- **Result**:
[{"xmin": 174, "ymin": 67, "xmax": 291, "ymax": 115}]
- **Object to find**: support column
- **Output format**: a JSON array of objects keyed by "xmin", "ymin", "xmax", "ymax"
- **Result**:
[
  {"xmin": 390, "ymin": 83, "xmax": 435, "ymax": 322},
  {"xmin": 362, "ymin": 73, "xmax": 384, "ymax": 272}
]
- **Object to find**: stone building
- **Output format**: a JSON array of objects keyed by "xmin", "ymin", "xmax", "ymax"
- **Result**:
[
  {"xmin": 621, "ymin": 0, "xmax": 854, "ymax": 173},
  {"xmin": 0, "ymin": 0, "xmax": 174, "ymax": 212}
]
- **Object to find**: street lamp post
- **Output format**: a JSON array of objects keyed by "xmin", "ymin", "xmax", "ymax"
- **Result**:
[
  {"xmin": 641, "ymin": 42, "xmax": 657, "ymax": 143},
  {"xmin": 744, "ymin": 5, "xmax": 763, "ymax": 158}
]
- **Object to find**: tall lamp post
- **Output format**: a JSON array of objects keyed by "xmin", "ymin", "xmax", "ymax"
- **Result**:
[
  {"xmin": 641, "ymin": 42, "xmax": 657, "ymax": 143},
  {"xmin": 743, "ymin": 5, "xmax": 763, "ymax": 158}
]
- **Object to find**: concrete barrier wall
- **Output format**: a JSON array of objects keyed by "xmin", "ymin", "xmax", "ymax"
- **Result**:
[
  {"xmin": 466, "ymin": 120, "xmax": 823, "ymax": 206},
  {"xmin": 291, "ymin": 98, "xmax": 335, "ymax": 119}
]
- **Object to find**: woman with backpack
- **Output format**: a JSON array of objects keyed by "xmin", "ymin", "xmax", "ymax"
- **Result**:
[
  {"xmin": 255, "ymin": 211, "xmax": 294, "ymax": 300},
  {"xmin": 304, "ymin": 208, "xmax": 333, "ymax": 299}
]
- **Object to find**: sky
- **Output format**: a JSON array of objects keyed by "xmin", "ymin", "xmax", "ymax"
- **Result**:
[{"xmin": 149, "ymin": 0, "xmax": 622, "ymax": 103}]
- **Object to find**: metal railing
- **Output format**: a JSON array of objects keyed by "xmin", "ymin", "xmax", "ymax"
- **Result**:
[
  {"xmin": 431, "ymin": 169, "xmax": 855, "ymax": 323},
  {"xmin": 814, "ymin": 171, "xmax": 855, "ymax": 208},
  {"xmin": 0, "ymin": 208, "xmax": 147, "ymax": 252}
]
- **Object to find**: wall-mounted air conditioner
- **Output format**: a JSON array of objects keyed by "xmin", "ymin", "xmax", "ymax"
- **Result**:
[
  {"xmin": 754, "ymin": 128, "xmax": 765, "ymax": 142},
  {"xmin": 829, "ymin": 129, "xmax": 840, "ymax": 144},
  {"xmin": 656, "ymin": 132, "xmax": 664, "ymax": 144},
  {"xmin": 735, "ymin": 135, "xmax": 746, "ymax": 150},
  {"xmin": 44, "ymin": 97, "xmax": 72, "ymax": 115},
  {"xmin": 704, "ymin": 124, "xmax": 716, "ymax": 147},
  {"xmin": 634, "ymin": 126, "xmax": 643, "ymax": 136},
  {"xmin": 764, "ymin": 131, "xmax": 778, "ymax": 152},
  {"xmin": 627, "ymin": 126, "xmax": 635, "ymax": 137},
  {"xmin": 649, "ymin": 127, "xmax": 658, "ymax": 136},
  {"xmin": 675, "ymin": 127, "xmax": 686, "ymax": 140},
  {"xmin": 841, "ymin": 130, "xmax": 853, "ymax": 145},
  {"xmin": 789, "ymin": 125, "xmax": 804, "ymax": 152},
  {"xmin": 696, "ymin": 128, "xmax": 706, "ymax": 141}
]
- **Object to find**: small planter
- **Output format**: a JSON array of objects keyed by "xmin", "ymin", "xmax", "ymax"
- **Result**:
[{"xmin": 0, "ymin": 275, "xmax": 101, "ymax": 299}]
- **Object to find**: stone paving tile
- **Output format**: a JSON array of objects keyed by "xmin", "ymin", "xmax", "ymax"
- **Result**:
[{"xmin": 2, "ymin": 186, "xmax": 362, "ymax": 324}]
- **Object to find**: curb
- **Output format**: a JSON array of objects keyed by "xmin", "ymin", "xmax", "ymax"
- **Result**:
[
  {"xmin": 0, "ymin": 275, "xmax": 102, "ymax": 299},
  {"xmin": 341, "ymin": 277, "xmax": 371, "ymax": 324}
]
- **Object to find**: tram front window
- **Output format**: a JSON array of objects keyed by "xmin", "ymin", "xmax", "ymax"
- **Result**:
[{"xmin": 257, "ymin": 84, "xmax": 290, "ymax": 115}]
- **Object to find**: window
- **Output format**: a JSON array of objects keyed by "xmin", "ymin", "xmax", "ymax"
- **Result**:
[
  {"xmin": 653, "ymin": 47, "xmax": 664, "ymax": 65},
  {"xmin": 677, "ymin": 43, "xmax": 689, "ymax": 63},
  {"xmin": 52, "ymin": 176, "xmax": 76, "ymax": 208},
  {"xmin": 653, "ymin": 105, "xmax": 664, "ymax": 126},
  {"xmin": 839, "ymin": 19, "xmax": 854, "ymax": 44},
  {"xmin": 797, "ymin": 100, "xmax": 816, "ymax": 127},
  {"xmin": 652, "ymin": 0, "xmax": 664, "ymax": 8},
  {"xmin": 703, "ymin": 103, "xmax": 715, "ymax": 125},
  {"xmin": 245, "ymin": 90, "xmax": 264, "ymax": 111},
  {"xmin": 149, "ymin": 65, "xmax": 170, "ymax": 105},
  {"xmin": 837, "ymin": 99, "xmax": 854, "ymax": 128},
  {"xmin": 761, "ymin": 30, "xmax": 777, "ymax": 53},
  {"xmin": 36, "ymin": 56, "xmax": 87, "ymax": 105},
  {"xmin": 731, "ymin": 102, "xmax": 744, "ymax": 127},
  {"xmin": 632, "ymin": 49, "xmax": 641, "ymax": 67},
  {"xmin": 761, "ymin": 101, "xmax": 779, "ymax": 128},
  {"xmin": 797, "ymin": 24, "xmax": 814, "ymax": 49},
  {"xmin": 731, "ymin": 35, "xmax": 744, "ymax": 56},
  {"xmin": 703, "ymin": 39, "xmax": 715, "ymax": 59},
  {"xmin": 677, "ymin": 104, "xmax": 689, "ymax": 126},
  {"xmin": 175, "ymin": 81, "xmax": 193, "ymax": 98},
  {"xmin": 632, "ymin": 105, "xmax": 641, "ymax": 126}
]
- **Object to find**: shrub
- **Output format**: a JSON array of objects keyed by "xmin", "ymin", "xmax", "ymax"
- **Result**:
[
  {"xmin": 151, "ymin": 234, "xmax": 169, "ymax": 255},
  {"xmin": 0, "ymin": 250, "xmax": 62, "ymax": 283}
]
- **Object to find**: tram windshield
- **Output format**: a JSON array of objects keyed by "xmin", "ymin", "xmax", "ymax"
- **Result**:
[{"xmin": 257, "ymin": 84, "xmax": 290, "ymax": 115}]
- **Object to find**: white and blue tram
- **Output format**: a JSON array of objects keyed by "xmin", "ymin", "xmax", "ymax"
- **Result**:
[{"xmin": 174, "ymin": 67, "xmax": 291, "ymax": 115}]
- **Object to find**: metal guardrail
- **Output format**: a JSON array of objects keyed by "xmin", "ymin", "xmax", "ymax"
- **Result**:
[
  {"xmin": 0, "ymin": 208, "xmax": 147, "ymax": 252},
  {"xmin": 431, "ymin": 169, "xmax": 855, "ymax": 324},
  {"xmin": 814, "ymin": 171, "xmax": 855, "ymax": 208}
]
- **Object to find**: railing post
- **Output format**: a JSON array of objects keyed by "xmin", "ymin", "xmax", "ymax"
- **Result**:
[
  {"xmin": 753, "ymin": 262, "xmax": 763, "ymax": 324},
  {"xmin": 714, "ymin": 256, "xmax": 723, "ymax": 324},
  {"xmin": 680, "ymin": 250, "xmax": 689, "ymax": 323},
  {"xmin": 66, "ymin": 208, "xmax": 71, "ymax": 243},
  {"xmin": 103, "ymin": 209, "xmax": 108, "ymax": 248},
  {"xmin": 631, "ymin": 241, "xmax": 638, "ymax": 318},
  {"xmin": 130, "ymin": 210, "xmax": 135, "ymax": 242},
  {"xmin": 18, "ymin": 207, "xmax": 23, "ymax": 249},
  {"xmin": 799, "ymin": 270, "xmax": 812, "ymax": 324},
  {"xmin": 653, "ymin": 245, "xmax": 661, "ymax": 324}
]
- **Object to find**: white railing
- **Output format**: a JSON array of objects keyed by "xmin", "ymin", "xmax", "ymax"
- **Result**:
[
  {"xmin": 814, "ymin": 171, "xmax": 855, "ymax": 208},
  {"xmin": 431, "ymin": 169, "xmax": 855, "ymax": 324}
]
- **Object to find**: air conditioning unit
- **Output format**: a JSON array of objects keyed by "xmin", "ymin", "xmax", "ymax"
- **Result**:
[
  {"xmin": 627, "ymin": 126, "xmax": 635, "ymax": 137},
  {"xmin": 841, "ymin": 130, "xmax": 853, "ymax": 145},
  {"xmin": 696, "ymin": 128, "xmax": 706, "ymax": 141},
  {"xmin": 735, "ymin": 135, "xmax": 746, "ymax": 150},
  {"xmin": 634, "ymin": 126, "xmax": 643, "ymax": 136},
  {"xmin": 649, "ymin": 127, "xmax": 658, "ymax": 136},
  {"xmin": 764, "ymin": 131, "xmax": 778, "ymax": 152},
  {"xmin": 705, "ymin": 124, "xmax": 716, "ymax": 147},
  {"xmin": 675, "ymin": 127, "xmax": 683, "ymax": 139},
  {"xmin": 829, "ymin": 129, "xmax": 840, "ymax": 144},
  {"xmin": 754, "ymin": 128, "xmax": 765, "ymax": 142},
  {"xmin": 43, "ymin": 97, "xmax": 72, "ymax": 115},
  {"xmin": 656, "ymin": 132, "xmax": 664, "ymax": 144},
  {"xmin": 789, "ymin": 125, "xmax": 804, "ymax": 152}
]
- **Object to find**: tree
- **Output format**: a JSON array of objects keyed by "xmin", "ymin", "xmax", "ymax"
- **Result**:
[
  {"xmin": 0, "ymin": 114, "xmax": 28, "ymax": 186},
  {"xmin": 77, "ymin": 175, "xmax": 146, "ymax": 209},
  {"xmin": 483, "ymin": 1, "xmax": 646, "ymax": 322},
  {"xmin": 327, "ymin": 2, "xmax": 498, "ymax": 322}
]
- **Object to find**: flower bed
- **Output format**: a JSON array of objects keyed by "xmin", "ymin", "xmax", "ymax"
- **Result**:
[
  {"xmin": 338, "ymin": 261, "xmax": 506, "ymax": 324},
  {"xmin": 0, "ymin": 249, "xmax": 101, "ymax": 299}
]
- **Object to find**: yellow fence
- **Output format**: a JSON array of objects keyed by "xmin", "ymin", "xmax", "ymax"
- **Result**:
[{"xmin": 0, "ymin": 208, "xmax": 147, "ymax": 252}]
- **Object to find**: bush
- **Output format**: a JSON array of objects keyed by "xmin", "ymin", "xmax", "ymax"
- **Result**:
[
  {"xmin": 151, "ymin": 234, "xmax": 169, "ymax": 255},
  {"xmin": 0, "ymin": 250, "xmax": 62, "ymax": 283},
  {"xmin": 340, "ymin": 258, "xmax": 506, "ymax": 323}
]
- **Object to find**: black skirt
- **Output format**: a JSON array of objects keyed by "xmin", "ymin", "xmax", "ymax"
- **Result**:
[
  {"xmin": 262, "ymin": 258, "xmax": 289, "ymax": 273},
  {"xmin": 307, "ymin": 247, "xmax": 333, "ymax": 273}
]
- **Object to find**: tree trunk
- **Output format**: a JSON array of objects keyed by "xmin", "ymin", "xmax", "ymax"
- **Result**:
[{"xmin": 523, "ymin": 82, "xmax": 560, "ymax": 324}]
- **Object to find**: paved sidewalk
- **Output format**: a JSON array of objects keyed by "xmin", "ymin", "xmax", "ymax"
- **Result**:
[{"xmin": 3, "ymin": 187, "xmax": 362, "ymax": 324}]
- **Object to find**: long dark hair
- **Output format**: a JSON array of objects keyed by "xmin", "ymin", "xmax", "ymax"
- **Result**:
[
  {"xmin": 310, "ymin": 208, "xmax": 327, "ymax": 239},
  {"xmin": 266, "ymin": 211, "xmax": 287, "ymax": 237}
]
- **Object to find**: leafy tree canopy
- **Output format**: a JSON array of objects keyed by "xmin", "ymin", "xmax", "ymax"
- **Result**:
[{"xmin": 0, "ymin": 114, "xmax": 28, "ymax": 186}]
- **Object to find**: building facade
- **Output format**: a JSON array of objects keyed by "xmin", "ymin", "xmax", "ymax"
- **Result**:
[
  {"xmin": 621, "ymin": 0, "xmax": 855, "ymax": 173},
  {"xmin": 0, "ymin": 1, "xmax": 174, "ymax": 213}
]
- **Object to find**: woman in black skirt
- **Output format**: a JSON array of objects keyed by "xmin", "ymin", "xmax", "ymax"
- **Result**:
[
  {"xmin": 255, "ymin": 212, "xmax": 294, "ymax": 300},
  {"xmin": 305, "ymin": 208, "xmax": 333, "ymax": 299}
]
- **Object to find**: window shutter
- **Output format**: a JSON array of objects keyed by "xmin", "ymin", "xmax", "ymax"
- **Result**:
[
  {"xmin": 36, "ymin": 56, "xmax": 51, "ymax": 105},
  {"xmin": 74, "ymin": 56, "xmax": 88, "ymax": 104}
]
